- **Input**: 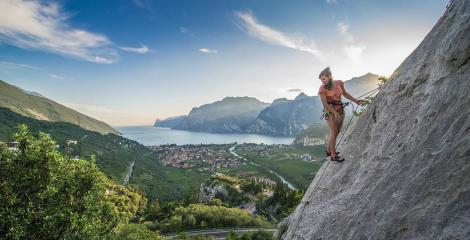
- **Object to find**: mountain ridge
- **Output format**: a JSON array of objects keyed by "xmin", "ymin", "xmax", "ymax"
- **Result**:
[
  {"xmin": 0, "ymin": 80, "xmax": 118, "ymax": 135},
  {"xmin": 155, "ymin": 73, "xmax": 381, "ymax": 137}
]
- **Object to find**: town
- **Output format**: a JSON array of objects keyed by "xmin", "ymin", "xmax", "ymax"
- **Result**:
[{"xmin": 149, "ymin": 143, "xmax": 243, "ymax": 171}]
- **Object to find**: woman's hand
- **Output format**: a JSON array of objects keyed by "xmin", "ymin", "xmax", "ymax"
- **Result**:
[{"xmin": 355, "ymin": 99, "xmax": 365, "ymax": 105}]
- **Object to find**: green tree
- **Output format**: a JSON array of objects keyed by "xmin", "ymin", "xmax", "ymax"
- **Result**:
[{"xmin": 0, "ymin": 124, "xmax": 147, "ymax": 239}]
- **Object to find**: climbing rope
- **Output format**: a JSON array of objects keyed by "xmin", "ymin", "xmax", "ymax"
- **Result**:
[
  {"xmin": 336, "ymin": 87, "xmax": 380, "ymax": 149},
  {"xmin": 287, "ymin": 86, "xmax": 382, "ymax": 239}
]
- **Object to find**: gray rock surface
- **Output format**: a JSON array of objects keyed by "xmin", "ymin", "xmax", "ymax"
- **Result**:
[{"xmin": 283, "ymin": 1, "xmax": 470, "ymax": 239}]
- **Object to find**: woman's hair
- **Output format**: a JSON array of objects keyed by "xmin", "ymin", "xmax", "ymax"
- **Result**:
[{"xmin": 318, "ymin": 67, "xmax": 332, "ymax": 79}]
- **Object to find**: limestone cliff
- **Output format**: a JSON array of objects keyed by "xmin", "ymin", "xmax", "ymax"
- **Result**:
[{"xmin": 282, "ymin": 1, "xmax": 470, "ymax": 239}]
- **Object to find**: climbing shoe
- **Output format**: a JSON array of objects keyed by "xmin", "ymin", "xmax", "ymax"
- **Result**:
[
  {"xmin": 325, "ymin": 150, "xmax": 340, "ymax": 156},
  {"xmin": 330, "ymin": 156, "xmax": 345, "ymax": 162}
]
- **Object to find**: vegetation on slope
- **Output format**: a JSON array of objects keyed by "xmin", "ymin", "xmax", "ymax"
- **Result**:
[
  {"xmin": 0, "ymin": 108, "xmax": 209, "ymax": 203},
  {"xmin": 0, "ymin": 125, "xmax": 162, "ymax": 239},
  {"xmin": 0, "ymin": 80, "xmax": 118, "ymax": 135}
]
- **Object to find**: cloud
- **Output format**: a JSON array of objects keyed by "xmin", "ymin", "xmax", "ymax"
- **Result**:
[
  {"xmin": 337, "ymin": 22, "xmax": 354, "ymax": 42},
  {"xmin": 0, "ymin": 0, "xmax": 118, "ymax": 63},
  {"xmin": 337, "ymin": 22, "xmax": 366, "ymax": 61},
  {"xmin": 0, "ymin": 61, "xmax": 44, "ymax": 71},
  {"xmin": 49, "ymin": 74, "xmax": 65, "ymax": 80},
  {"xmin": 326, "ymin": 0, "xmax": 337, "ymax": 4},
  {"xmin": 199, "ymin": 48, "xmax": 218, "ymax": 54},
  {"xmin": 287, "ymin": 88, "xmax": 303, "ymax": 93},
  {"xmin": 132, "ymin": 0, "xmax": 155, "ymax": 12},
  {"xmin": 120, "ymin": 45, "xmax": 150, "ymax": 54},
  {"xmin": 179, "ymin": 26, "xmax": 195, "ymax": 36},
  {"xmin": 235, "ymin": 11, "xmax": 324, "ymax": 60}
]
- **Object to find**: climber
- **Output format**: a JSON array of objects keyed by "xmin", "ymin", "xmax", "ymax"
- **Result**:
[{"xmin": 318, "ymin": 67, "xmax": 364, "ymax": 162}]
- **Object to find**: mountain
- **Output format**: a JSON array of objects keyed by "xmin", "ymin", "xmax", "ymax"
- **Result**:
[
  {"xmin": 154, "ymin": 115, "xmax": 187, "ymax": 128},
  {"xmin": 247, "ymin": 73, "xmax": 381, "ymax": 137},
  {"xmin": 170, "ymin": 96, "xmax": 270, "ymax": 133},
  {"xmin": 246, "ymin": 93, "xmax": 324, "ymax": 137},
  {"xmin": 0, "ymin": 80, "xmax": 118, "ymax": 135},
  {"xmin": 280, "ymin": 1, "xmax": 470, "ymax": 239}
]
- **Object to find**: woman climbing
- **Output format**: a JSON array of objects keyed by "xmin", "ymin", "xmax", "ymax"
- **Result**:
[{"xmin": 318, "ymin": 67, "xmax": 364, "ymax": 162}]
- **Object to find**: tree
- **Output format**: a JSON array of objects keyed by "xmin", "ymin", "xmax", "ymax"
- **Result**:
[
  {"xmin": 0, "ymin": 125, "xmax": 147, "ymax": 239},
  {"xmin": 147, "ymin": 199, "xmax": 161, "ymax": 221}
]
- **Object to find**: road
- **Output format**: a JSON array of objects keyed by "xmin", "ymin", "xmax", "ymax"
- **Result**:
[
  {"xmin": 123, "ymin": 160, "xmax": 135, "ymax": 185},
  {"xmin": 163, "ymin": 227, "xmax": 276, "ymax": 239}
]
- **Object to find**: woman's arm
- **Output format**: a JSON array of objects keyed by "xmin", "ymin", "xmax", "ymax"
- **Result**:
[
  {"xmin": 319, "ymin": 93, "xmax": 337, "ymax": 113},
  {"xmin": 340, "ymin": 83, "xmax": 364, "ymax": 105}
]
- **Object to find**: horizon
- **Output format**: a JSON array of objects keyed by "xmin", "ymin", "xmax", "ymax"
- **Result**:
[{"xmin": 0, "ymin": 0, "xmax": 448, "ymax": 126}]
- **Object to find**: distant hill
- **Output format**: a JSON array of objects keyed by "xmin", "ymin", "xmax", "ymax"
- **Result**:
[
  {"xmin": 0, "ymin": 107, "xmax": 208, "ymax": 203},
  {"xmin": 159, "ymin": 97, "xmax": 270, "ymax": 133},
  {"xmin": 0, "ymin": 80, "xmax": 118, "ymax": 135},
  {"xmin": 246, "ymin": 93, "xmax": 324, "ymax": 137},
  {"xmin": 154, "ymin": 115, "xmax": 187, "ymax": 128}
]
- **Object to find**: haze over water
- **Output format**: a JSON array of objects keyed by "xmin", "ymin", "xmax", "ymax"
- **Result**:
[{"xmin": 117, "ymin": 126, "xmax": 294, "ymax": 146}]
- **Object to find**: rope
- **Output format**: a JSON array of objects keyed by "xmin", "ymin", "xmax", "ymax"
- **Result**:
[{"xmin": 336, "ymin": 87, "xmax": 380, "ymax": 149}]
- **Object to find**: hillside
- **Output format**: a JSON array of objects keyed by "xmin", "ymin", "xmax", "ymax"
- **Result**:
[
  {"xmin": 0, "ymin": 107, "xmax": 208, "ymax": 203},
  {"xmin": 0, "ymin": 80, "xmax": 118, "ymax": 135},
  {"xmin": 281, "ymin": 1, "xmax": 470, "ymax": 239}
]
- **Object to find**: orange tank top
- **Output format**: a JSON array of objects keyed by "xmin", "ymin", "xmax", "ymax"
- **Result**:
[{"xmin": 318, "ymin": 80, "xmax": 344, "ymax": 111}]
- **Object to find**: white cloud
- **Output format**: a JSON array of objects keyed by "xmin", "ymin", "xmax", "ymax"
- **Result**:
[
  {"xmin": 0, "ymin": 0, "xmax": 118, "ymax": 63},
  {"xmin": 235, "ymin": 11, "xmax": 324, "ymax": 60},
  {"xmin": 132, "ymin": 0, "xmax": 154, "ymax": 12},
  {"xmin": 337, "ymin": 22, "xmax": 354, "ymax": 42},
  {"xmin": 337, "ymin": 22, "xmax": 366, "ymax": 61},
  {"xmin": 0, "ymin": 61, "xmax": 44, "ymax": 71},
  {"xmin": 326, "ymin": 0, "xmax": 337, "ymax": 4},
  {"xmin": 199, "ymin": 48, "xmax": 218, "ymax": 54},
  {"xmin": 120, "ymin": 45, "xmax": 150, "ymax": 54},
  {"xmin": 179, "ymin": 26, "xmax": 195, "ymax": 36},
  {"xmin": 49, "ymin": 74, "xmax": 65, "ymax": 80},
  {"xmin": 287, "ymin": 88, "xmax": 303, "ymax": 93}
]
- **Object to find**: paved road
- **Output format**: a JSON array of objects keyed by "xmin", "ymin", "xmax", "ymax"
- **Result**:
[{"xmin": 163, "ymin": 228, "xmax": 276, "ymax": 239}]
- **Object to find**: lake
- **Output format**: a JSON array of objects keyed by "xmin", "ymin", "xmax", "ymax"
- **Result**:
[{"xmin": 116, "ymin": 126, "xmax": 294, "ymax": 146}]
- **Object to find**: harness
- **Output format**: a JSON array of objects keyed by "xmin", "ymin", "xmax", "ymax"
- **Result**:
[{"xmin": 321, "ymin": 101, "xmax": 349, "ymax": 119}]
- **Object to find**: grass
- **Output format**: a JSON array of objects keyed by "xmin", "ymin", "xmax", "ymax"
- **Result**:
[{"xmin": 237, "ymin": 145, "xmax": 325, "ymax": 190}]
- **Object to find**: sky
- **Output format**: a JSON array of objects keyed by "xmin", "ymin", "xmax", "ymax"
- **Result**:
[{"xmin": 0, "ymin": 0, "xmax": 448, "ymax": 126}]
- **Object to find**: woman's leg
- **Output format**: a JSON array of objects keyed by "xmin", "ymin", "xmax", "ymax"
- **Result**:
[
  {"xmin": 335, "ymin": 112, "xmax": 345, "ymax": 135},
  {"xmin": 326, "ymin": 117, "xmax": 338, "ymax": 159}
]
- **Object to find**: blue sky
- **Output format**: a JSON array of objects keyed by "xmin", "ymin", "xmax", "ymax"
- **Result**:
[{"xmin": 0, "ymin": 0, "xmax": 448, "ymax": 125}]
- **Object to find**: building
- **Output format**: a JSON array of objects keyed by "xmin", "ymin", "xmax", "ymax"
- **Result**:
[{"xmin": 301, "ymin": 154, "xmax": 312, "ymax": 161}]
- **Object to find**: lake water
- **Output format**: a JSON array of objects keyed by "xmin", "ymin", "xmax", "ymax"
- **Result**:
[{"xmin": 116, "ymin": 126, "xmax": 294, "ymax": 146}]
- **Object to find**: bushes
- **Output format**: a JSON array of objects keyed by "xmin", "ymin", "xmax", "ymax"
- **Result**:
[
  {"xmin": 0, "ymin": 125, "xmax": 148, "ymax": 239},
  {"xmin": 158, "ymin": 204, "xmax": 271, "ymax": 232}
]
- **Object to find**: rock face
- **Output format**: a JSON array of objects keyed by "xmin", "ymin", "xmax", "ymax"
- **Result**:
[{"xmin": 283, "ymin": 1, "xmax": 470, "ymax": 239}]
